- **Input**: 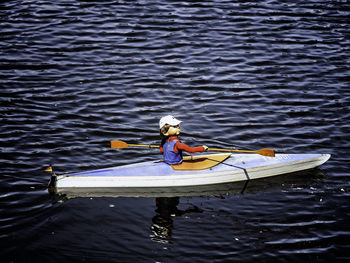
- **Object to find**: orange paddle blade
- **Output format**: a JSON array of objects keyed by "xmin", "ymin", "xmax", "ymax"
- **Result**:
[
  {"xmin": 44, "ymin": 166, "xmax": 53, "ymax": 172},
  {"xmin": 111, "ymin": 141, "xmax": 129, "ymax": 149},
  {"xmin": 256, "ymin": 148, "xmax": 275, "ymax": 157}
]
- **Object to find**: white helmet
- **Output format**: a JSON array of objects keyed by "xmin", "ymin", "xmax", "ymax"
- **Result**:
[{"xmin": 159, "ymin": 115, "xmax": 182, "ymax": 129}]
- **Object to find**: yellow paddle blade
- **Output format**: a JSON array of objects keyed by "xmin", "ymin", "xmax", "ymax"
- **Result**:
[
  {"xmin": 111, "ymin": 140, "xmax": 129, "ymax": 149},
  {"xmin": 256, "ymin": 148, "xmax": 275, "ymax": 157},
  {"xmin": 44, "ymin": 166, "xmax": 53, "ymax": 172}
]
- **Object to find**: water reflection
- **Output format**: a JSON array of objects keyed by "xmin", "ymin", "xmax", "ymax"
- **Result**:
[
  {"xmin": 147, "ymin": 169, "xmax": 328, "ymax": 243},
  {"xmin": 150, "ymin": 197, "xmax": 203, "ymax": 243}
]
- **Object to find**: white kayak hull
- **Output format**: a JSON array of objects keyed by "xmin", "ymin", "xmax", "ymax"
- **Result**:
[{"xmin": 53, "ymin": 153, "xmax": 330, "ymax": 196}]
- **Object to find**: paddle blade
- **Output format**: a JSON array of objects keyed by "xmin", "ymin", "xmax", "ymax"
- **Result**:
[
  {"xmin": 256, "ymin": 148, "xmax": 275, "ymax": 157},
  {"xmin": 44, "ymin": 165, "xmax": 53, "ymax": 172},
  {"xmin": 111, "ymin": 141, "xmax": 128, "ymax": 149}
]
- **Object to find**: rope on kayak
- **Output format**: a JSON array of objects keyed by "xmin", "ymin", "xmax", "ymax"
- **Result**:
[{"xmin": 207, "ymin": 158, "xmax": 250, "ymax": 180}]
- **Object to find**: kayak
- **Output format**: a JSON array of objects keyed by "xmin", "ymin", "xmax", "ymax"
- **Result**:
[{"xmin": 49, "ymin": 153, "xmax": 330, "ymax": 197}]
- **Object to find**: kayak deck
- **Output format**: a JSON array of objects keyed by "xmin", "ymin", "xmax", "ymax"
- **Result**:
[{"xmin": 52, "ymin": 153, "xmax": 330, "ymax": 196}]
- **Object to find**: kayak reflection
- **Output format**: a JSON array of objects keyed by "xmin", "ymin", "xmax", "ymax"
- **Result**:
[{"xmin": 150, "ymin": 197, "xmax": 203, "ymax": 243}]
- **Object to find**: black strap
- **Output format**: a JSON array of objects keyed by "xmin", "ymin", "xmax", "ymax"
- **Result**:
[{"xmin": 207, "ymin": 158, "xmax": 250, "ymax": 180}]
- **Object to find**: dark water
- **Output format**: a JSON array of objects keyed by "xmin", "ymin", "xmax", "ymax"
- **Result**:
[{"xmin": 1, "ymin": 0, "xmax": 349, "ymax": 262}]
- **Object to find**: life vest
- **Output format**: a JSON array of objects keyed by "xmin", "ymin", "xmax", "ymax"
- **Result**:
[{"xmin": 163, "ymin": 139, "xmax": 182, "ymax": 165}]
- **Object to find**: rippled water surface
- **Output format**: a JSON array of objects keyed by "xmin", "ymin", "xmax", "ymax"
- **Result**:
[{"xmin": 1, "ymin": 0, "xmax": 349, "ymax": 262}]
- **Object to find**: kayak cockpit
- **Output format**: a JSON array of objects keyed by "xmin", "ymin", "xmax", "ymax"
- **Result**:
[{"xmin": 171, "ymin": 153, "xmax": 232, "ymax": 170}]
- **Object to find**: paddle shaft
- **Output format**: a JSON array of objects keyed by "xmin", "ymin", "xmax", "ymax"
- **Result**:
[
  {"xmin": 126, "ymin": 144, "xmax": 256, "ymax": 153},
  {"xmin": 110, "ymin": 141, "xmax": 274, "ymax": 156},
  {"xmin": 128, "ymin": 144, "xmax": 264, "ymax": 156},
  {"xmin": 127, "ymin": 143, "xmax": 160, "ymax": 149},
  {"xmin": 115, "ymin": 142, "xmax": 249, "ymax": 152},
  {"xmin": 208, "ymin": 148, "xmax": 257, "ymax": 153}
]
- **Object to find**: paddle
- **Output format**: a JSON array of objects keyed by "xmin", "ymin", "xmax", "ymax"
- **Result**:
[
  {"xmin": 110, "ymin": 141, "xmax": 275, "ymax": 157},
  {"xmin": 111, "ymin": 140, "xmax": 160, "ymax": 149}
]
